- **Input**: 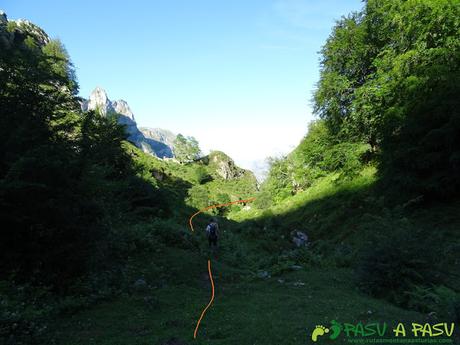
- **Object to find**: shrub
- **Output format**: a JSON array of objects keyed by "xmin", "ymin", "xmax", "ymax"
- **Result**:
[
  {"xmin": 253, "ymin": 189, "xmax": 272, "ymax": 209},
  {"xmin": 186, "ymin": 185, "xmax": 209, "ymax": 209},
  {"xmin": 406, "ymin": 285, "xmax": 460, "ymax": 321},
  {"xmin": 0, "ymin": 282, "xmax": 53, "ymax": 345},
  {"xmin": 212, "ymin": 193, "xmax": 231, "ymax": 215},
  {"xmin": 356, "ymin": 215, "xmax": 445, "ymax": 308},
  {"xmin": 194, "ymin": 165, "xmax": 212, "ymax": 184}
]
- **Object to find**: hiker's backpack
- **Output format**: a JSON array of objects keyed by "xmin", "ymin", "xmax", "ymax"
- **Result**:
[{"xmin": 209, "ymin": 223, "xmax": 217, "ymax": 239}]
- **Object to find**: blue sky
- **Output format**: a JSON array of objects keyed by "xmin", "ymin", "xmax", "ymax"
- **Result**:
[{"xmin": 5, "ymin": 0, "xmax": 363, "ymax": 174}]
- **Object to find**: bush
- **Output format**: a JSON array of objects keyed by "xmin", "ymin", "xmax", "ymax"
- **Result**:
[
  {"xmin": 0, "ymin": 282, "xmax": 53, "ymax": 345},
  {"xmin": 262, "ymin": 121, "xmax": 371, "ymax": 203},
  {"xmin": 356, "ymin": 215, "xmax": 445, "ymax": 308},
  {"xmin": 194, "ymin": 165, "xmax": 212, "ymax": 184},
  {"xmin": 213, "ymin": 193, "xmax": 231, "ymax": 215},
  {"xmin": 254, "ymin": 189, "xmax": 272, "ymax": 209},
  {"xmin": 289, "ymin": 241, "xmax": 343, "ymax": 268},
  {"xmin": 406, "ymin": 285, "xmax": 460, "ymax": 321},
  {"xmin": 186, "ymin": 185, "xmax": 209, "ymax": 209}
]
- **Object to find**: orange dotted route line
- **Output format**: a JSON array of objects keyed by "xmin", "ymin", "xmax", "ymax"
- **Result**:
[
  {"xmin": 193, "ymin": 259, "xmax": 214, "ymax": 339},
  {"xmin": 188, "ymin": 197, "xmax": 256, "ymax": 339},
  {"xmin": 188, "ymin": 197, "xmax": 256, "ymax": 233}
]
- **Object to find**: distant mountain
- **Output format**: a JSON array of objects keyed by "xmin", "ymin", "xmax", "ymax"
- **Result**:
[
  {"xmin": 81, "ymin": 87, "xmax": 175, "ymax": 158},
  {"xmin": 139, "ymin": 127, "xmax": 176, "ymax": 159}
]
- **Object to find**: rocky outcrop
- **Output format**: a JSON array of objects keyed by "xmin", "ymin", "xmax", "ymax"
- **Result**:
[
  {"xmin": 139, "ymin": 128, "xmax": 175, "ymax": 158},
  {"xmin": 82, "ymin": 87, "xmax": 146, "ymax": 151},
  {"xmin": 199, "ymin": 151, "xmax": 258, "ymax": 190},
  {"xmin": 81, "ymin": 87, "xmax": 174, "ymax": 158},
  {"xmin": 206, "ymin": 151, "xmax": 247, "ymax": 180},
  {"xmin": 0, "ymin": 10, "xmax": 7, "ymax": 25},
  {"xmin": 82, "ymin": 87, "xmax": 114, "ymax": 116},
  {"xmin": 0, "ymin": 10, "xmax": 50, "ymax": 49},
  {"xmin": 14, "ymin": 19, "xmax": 50, "ymax": 46},
  {"xmin": 112, "ymin": 100, "xmax": 135, "ymax": 120},
  {"xmin": 216, "ymin": 159, "xmax": 240, "ymax": 179}
]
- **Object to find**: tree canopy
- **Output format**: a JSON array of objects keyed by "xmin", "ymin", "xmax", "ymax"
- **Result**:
[
  {"xmin": 173, "ymin": 134, "xmax": 201, "ymax": 163},
  {"xmin": 0, "ymin": 20, "xmax": 164, "ymax": 290}
]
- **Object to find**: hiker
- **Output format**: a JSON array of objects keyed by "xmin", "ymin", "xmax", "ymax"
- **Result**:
[{"xmin": 206, "ymin": 218, "xmax": 219, "ymax": 248}]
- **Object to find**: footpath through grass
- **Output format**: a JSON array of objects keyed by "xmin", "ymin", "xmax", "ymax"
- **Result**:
[
  {"xmin": 51, "ymin": 247, "xmax": 425, "ymax": 345},
  {"xmin": 48, "ymin": 165, "xmax": 460, "ymax": 345}
]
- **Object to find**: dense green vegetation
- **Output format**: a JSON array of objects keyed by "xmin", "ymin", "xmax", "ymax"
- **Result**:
[
  {"xmin": 316, "ymin": 0, "xmax": 460, "ymax": 199},
  {"xmin": 1, "ymin": 1, "xmax": 460, "ymax": 344},
  {"xmin": 172, "ymin": 134, "xmax": 201, "ymax": 163},
  {"xmin": 264, "ymin": 0, "xmax": 460, "ymax": 201},
  {"xmin": 0, "ymin": 16, "xmax": 260, "ymax": 343},
  {"xmin": 246, "ymin": 0, "xmax": 460, "ymax": 323}
]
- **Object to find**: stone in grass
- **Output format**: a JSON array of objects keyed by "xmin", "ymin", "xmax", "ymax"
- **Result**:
[
  {"xmin": 290, "ymin": 265, "xmax": 303, "ymax": 270},
  {"xmin": 257, "ymin": 271, "xmax": 271, "ymax": 279},
  {"xmin": 133, "ymin": 278, "xmax": 148, "ymax": 292},
  {"xmin": 291, "ymin": 230, "xmax": 309, "ymax": 247}
]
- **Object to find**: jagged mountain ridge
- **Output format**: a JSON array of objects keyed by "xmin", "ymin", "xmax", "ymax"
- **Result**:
[{"xmin": 81, "ymin": 87, "xmax": 174, "ymax": 158}]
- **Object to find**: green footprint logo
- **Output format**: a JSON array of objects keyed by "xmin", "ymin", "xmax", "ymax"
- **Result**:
[
  {"xmin": 329, "ymin": 320, "xmax": 342, "ymax": 340},
  {"xmin": 311, "ymin": 325, "xmax": 329, "ymax": 342}
]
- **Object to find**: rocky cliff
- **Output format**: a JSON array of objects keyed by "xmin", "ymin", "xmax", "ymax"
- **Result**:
[
  {"xmin": 139, "ymin": 127, "xmax": 175, "ymax": 158},
  {"xmin": 201, "ymin": 151, "xmax": 258, "ymax": 183},
  {"xmin": 0, "ymin": 10, "xmax": 50, "ymax": 47},
  {"xmin": 81, "ymin": 87, "xmax": 175, "ymax": 158}
]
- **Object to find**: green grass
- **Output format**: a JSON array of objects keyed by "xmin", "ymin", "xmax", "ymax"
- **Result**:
[
  {"xmin": 46, "ymin": 165, "xmax": 460, "ymax": 345},
  {"xmin": 51, "ymin": 262, "xmax": 424, "ymax": 345},
  {"xmin": 230, "ymin": 166, "xmax": 377, "ymax": 224}
]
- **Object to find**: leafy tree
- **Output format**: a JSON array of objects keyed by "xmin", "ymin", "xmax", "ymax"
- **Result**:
[
  {"xmin": 173, "ymin": 134, "xmax": 201, "ymax": 163},
  {"xmin": 194, "ymin": 165, "xmax": 212, "ymax": 184},
  {"xmin": 186, "ymin": 185, "xmax": 209, "ymax": 209},
  {"xmin": 214, "ymin": 193, "xmax": 231, "ymax": 215},
  {"xmin": 253, "ymin": 189, "xmax": 272, "ymax": 209},
  {"xmin": 313, "ymin": 0, "xmax": 460, "ymax": 198},
  {"xmin": 263, "ymin": 156, "xmax": 291, "ymax": 202},
  {"xmin": 262, "ymin": 120, "xmax": 369, "ymax": 202},
  {"xmin": 0, "ymin": 19, "xmax": 166, "ymax": 290}
]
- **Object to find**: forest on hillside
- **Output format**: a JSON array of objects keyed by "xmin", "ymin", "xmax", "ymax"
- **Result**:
[{"xmin": 1, "ymin": 1, "xmax": 459, "ymax": 344}]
